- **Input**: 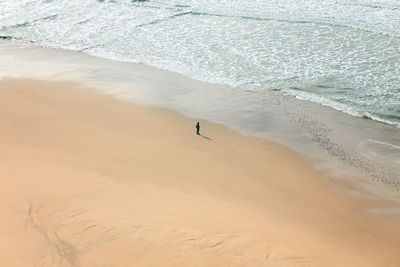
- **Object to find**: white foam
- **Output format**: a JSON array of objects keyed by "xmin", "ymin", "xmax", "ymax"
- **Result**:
[
  {"xmin": 0, "ymin": 0, "xmax": 400, "ymax": 128},
  {"xmin": 366, "ymin": 139, "xmax": 400, "ymax": 150},
  {"xmin": 285, "ymin": 89, "xmax": 400, "ymax": 128}
]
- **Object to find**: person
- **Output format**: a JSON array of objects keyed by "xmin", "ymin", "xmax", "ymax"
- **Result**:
[{"xmin": 196, "ymin": 121, "xmax": 200, "ymax": 135}]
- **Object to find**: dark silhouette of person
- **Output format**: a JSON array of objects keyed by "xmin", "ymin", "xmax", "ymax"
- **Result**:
[{"xmin": 196, "ymin": 121, "xmax": 200, "ymax": 135}]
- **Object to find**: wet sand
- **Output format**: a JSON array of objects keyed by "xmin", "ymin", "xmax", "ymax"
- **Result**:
[
  {"xmin": 0, "ymin": 78, "xmax": 399, "ymax": 266},
  {"xmin": 1, "ymin": 41, "xmax": 399, "ymax": 190}
]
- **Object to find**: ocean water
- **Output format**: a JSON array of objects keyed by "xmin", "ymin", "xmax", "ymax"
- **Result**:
[{"xmin": 0, "ymin": 0, "xmax": 400, "ymax": 127}]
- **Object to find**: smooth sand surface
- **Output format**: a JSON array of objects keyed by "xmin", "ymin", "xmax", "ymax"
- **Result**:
[{"xmin": 0, "ymin": 79, "xmax": 399, "ymax": 266}]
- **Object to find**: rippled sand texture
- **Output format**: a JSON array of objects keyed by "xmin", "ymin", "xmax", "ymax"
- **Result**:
[{"xmin": 0, "ymin": 79, "xmax": 399, "ymax": 266}]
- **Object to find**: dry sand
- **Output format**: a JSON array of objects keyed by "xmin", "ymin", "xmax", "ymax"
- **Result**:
[{"xmin": 0, "ymin": 78, "xmax": 399, "ymax": 266}]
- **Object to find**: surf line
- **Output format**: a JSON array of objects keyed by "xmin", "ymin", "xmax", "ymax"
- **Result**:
[{"xmin": 365, "ymin": 139, "xmax": 400, "ymax": 150}]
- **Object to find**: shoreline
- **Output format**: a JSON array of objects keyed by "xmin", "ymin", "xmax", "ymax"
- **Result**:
[
  {"xmin": 1, "ymin": 78, "xmax": 400, "ymax": 266},
  {"xmin": 1, "ymin": 40, "xmax": 399, "ymax": 191}
]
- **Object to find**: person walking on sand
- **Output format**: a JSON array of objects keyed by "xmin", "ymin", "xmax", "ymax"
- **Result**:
[{"xmin": 196, "ymin": 121, "xmax": 200, "ymax": 135}]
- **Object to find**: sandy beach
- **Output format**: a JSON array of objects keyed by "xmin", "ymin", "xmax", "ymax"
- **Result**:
[{"xmin": 0, "ymin": 78, "xmax": 400, "ymax": 266}]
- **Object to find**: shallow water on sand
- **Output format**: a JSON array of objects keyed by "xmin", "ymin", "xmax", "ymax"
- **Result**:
[
  {"xmin": 0, "ymin": 41, "xmax": 399, "ymax": 193},
  {"xmin": 0, "ymin": 0, "xmax": 400, "ymax": 127}
]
